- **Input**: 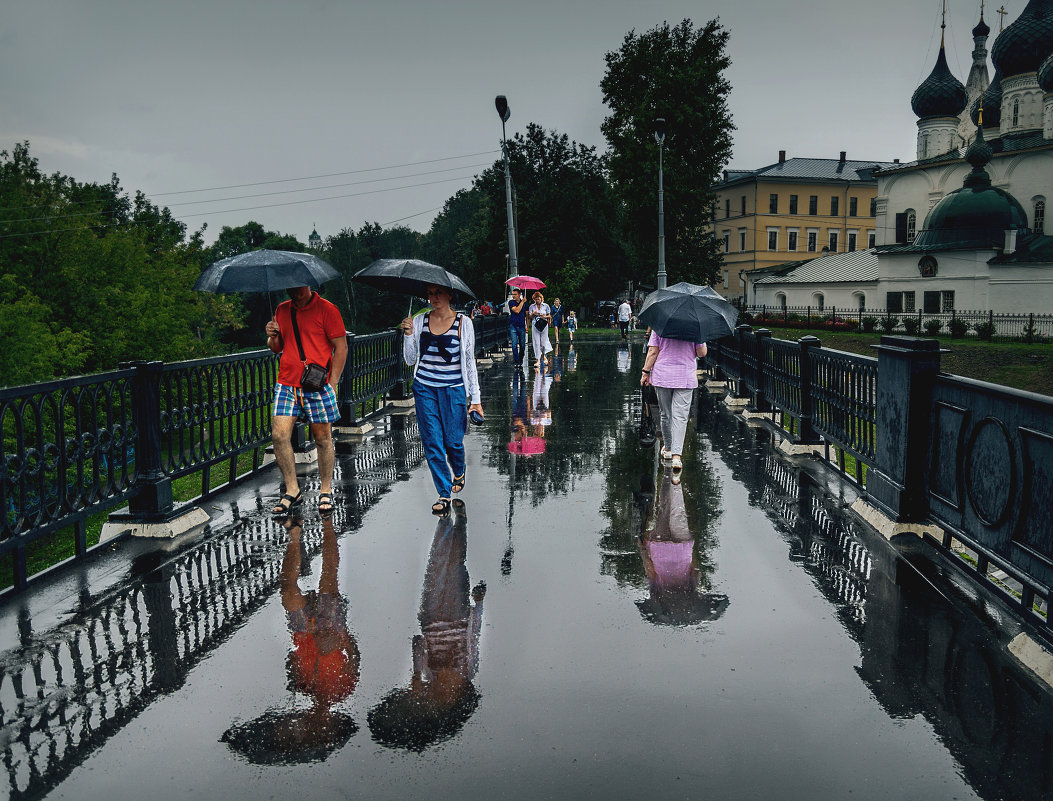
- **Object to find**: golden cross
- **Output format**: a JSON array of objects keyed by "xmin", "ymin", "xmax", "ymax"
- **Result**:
[{"xmin": 997, "ymin": 4, "xmax": 1008, "ymax": 31}]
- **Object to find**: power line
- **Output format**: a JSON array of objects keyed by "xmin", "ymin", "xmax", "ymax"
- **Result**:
[{"xmin": 0, "ymin": 173, "xmax": 481, "ymax": 241}]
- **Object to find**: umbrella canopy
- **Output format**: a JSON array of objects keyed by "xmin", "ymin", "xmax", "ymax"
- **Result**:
[
  {"xmin": 505, "ymin": 275, "xmax": 546, "ymax": 291},
  {"xmin": 637, "ymin": 282, "xmax": 738, "ymax": 343},
  {"xmin": 352, "ymin": 259, "xmax": 475, "ymax": 300},
  {"xmin": 507, "ymin": 436, "xmax": 546, "ymax": 455},
  {"xmin": 194, "ymin": 250, "xmax": 340, "ymax": 293}
]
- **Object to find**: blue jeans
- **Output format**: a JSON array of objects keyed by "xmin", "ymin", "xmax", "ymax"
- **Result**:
[
  {"xmin": 414, "ymin": 382, "xmax": 467, "ymax": 497},
  {"xmin": 509, "ymin": 325, "xmax": 527, "ymax": 365}
]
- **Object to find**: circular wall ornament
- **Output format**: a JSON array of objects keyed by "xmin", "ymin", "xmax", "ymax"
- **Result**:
[{"xmin": 964, "ymin": 417, "xmax": 1015, "ymax": 528}]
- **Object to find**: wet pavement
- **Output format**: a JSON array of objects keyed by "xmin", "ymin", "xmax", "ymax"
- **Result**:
[{"xmin": 4, "ymin": 337, "xmax": 1053, "ymax": 801}]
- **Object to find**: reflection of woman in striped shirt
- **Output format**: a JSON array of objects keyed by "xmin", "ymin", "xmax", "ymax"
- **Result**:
[{"xmin": 402, "ymin": 285, "xmax": 484, "ymax": 516}]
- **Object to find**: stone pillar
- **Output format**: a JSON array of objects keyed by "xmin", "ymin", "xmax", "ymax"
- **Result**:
[
  {"xmin": 751, "ymin": 329, "xmax": 773, "ymax": 412},
  {"xmin": 865, "ymin": 336, "xmax": 942, "ymax": 522},
  {"xmin": 127, "ymin": 361, "xmax": 174, "ymax": 519}
]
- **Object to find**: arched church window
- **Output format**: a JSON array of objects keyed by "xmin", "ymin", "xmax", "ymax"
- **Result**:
[
  {"xmin": 1013, "ymin": 99, "xmax": 1020, "ymax": 128},
  {"xmin": 1035, "ymin": 198, "xmax": 1046, "ymax": 234},
  {"xmin": 776, "ymin": 293, "xmax": 787, "ymax": 312},
  {"xmin": 906, "ymin": 210, "xmax": 917, "ymax": 243},
  {"xmin": 921, "ymin": 134, "xmax": 928, "ymax": 158},
  {"xmin": 812, "ymin": 293, "xmax": 825, "ymax": 311}
]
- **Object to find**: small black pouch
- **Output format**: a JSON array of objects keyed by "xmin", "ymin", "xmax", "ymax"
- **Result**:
[{"xmin": 291, "ymin": 305, "xmax": 330, "ymax": 392}]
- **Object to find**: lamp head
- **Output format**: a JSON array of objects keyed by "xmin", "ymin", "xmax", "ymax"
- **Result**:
[
  {"xmin": 495, "ymin": 95, "xmax": 511, "ymax": 123},
  {"xmin": 654, "ymin": 117, "xmax": 666, "ymax": 145}
]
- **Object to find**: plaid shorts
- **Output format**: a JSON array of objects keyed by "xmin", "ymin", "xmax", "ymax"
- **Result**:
[{"xmin": 273, "ymin": 383, "xmax": 339, "ymax": 423}]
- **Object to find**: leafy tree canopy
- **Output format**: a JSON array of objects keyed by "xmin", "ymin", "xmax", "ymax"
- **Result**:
[{"xmin": 601, "ymin": 18, "xmax": 735, "ymax": 287}]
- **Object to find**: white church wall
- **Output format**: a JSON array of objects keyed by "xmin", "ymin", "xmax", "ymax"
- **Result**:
[
  {"xmin": 752, "ymin": 282, "xmax": 876, "ymax": 311},
  {"xmin": 989, "ymin": 266, "xmax": 1053, "ymax": 312},
  {"xmin": 876, "ymin": 252, "xmax": 994, "ymax": 311}
]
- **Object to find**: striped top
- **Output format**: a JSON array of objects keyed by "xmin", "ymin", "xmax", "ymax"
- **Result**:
[{"xmin": 415, "ymin": 313, "xmax": 465, "ymax": 389}]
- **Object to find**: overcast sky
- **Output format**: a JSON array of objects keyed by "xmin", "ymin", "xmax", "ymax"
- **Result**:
[{"xmin": 2, "ymin": 0, "xmax": 996, "ymax": 245}]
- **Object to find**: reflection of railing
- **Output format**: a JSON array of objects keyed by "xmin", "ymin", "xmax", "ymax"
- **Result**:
[
  {"xmin": 2, "ymin": 321, "xmax": 507, "ymax": 593},
  {"xmin": 0, "ymin": 422, "xmax": 422, "ymax": 801}
]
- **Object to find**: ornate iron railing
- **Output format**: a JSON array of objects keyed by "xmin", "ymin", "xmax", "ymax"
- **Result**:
[{"xmin": 810, "ymin": 347, "xmax": 878, "ymax": 485}]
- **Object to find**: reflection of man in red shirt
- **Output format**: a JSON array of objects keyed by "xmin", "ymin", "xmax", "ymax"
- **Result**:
[{"xmin": 265, "ymin": 286, "xmax": 347, "ymax": 515}]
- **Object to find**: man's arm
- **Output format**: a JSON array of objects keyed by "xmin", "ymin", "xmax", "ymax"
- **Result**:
[{"xmin": 328, "ymin": 335, "xmax": 348, "ymax": 390}]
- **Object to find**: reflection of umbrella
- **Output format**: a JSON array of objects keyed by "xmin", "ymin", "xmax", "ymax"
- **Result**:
[
  {"xmin": 638, "ymin": 282, "xmax": 738, "ymax": 342},
  {"xmin": 507, "ymin": 436, "xmax": 546, "ymax": 455},
  {"xmin": 505, "ymin": 275, "xmax": 545, "ymax": 291},
  {"xmin": 353, "ymin": 259, "xmax": 475, "ymax": 300},
  {"xmin": 194, "ymin": 249, "xmax": 340, "ymax": 293},
  {"xmin": 222, "ymin": 707, "xmax": 358, "ymax": 765},
  {"xmin": 636, "ymin": 593, "xmax": 730, "ymax": 626}
]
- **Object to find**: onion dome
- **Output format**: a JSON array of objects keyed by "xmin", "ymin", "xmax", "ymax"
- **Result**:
[
  {"xmin": 991, "ymin": 0, "xmax": 1053, "ymax": 77},
  {"xmin": 914, "ymin": 126, "xmax": 1028, "ymax": 249},
  {"xmin": 973, "ymin": 15, "xmax": 991, "ymax": 37},
  {"xmin": 912, "ymin": 46, "xmax": 968, "ymax": 118},
  {"xmin": 970, "ymin": 70, "xmax": 1004, "ymax": 125},
  {"xmin": 1040, "ymin": 53, "xmax": 1053, "ymax": 90}
]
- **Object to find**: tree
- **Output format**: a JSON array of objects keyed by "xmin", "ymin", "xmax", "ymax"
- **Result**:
[{"xmin": 601, "ymin": 18, "xmax": 735, "ymax": 287}]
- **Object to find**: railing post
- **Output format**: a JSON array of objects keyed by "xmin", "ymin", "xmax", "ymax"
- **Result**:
[
  {"xmin": 735, "ymin": 324, "xmax": 752, "ymax": 399},
  {"xmin": 797, "ymin": 335, "xmax": 822, "ymax": 444},
  {"xmin": 127, "ymin": 361, "xmax": 174, "ymax": 519},
  {"xmin": 752, "ymin": 328, "xmax": 772, "ymax": 411},
  {"xmin": 389, "ymin": 329, "xmax": 411, "ymax": 400},
  {"xmin": 866, "ymin": 336, "xmax": 942, "ymax": 522}
]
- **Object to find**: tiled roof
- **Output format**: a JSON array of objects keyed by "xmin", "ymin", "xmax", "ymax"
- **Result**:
[
  {"xmin": 718, "ymin": 158, "xmax": 899, "ymax": 185},
  {"xmin": 876, "ymin": 136, "xmax": 1053, "ymax": 174},
  {"xmin": 751, "ymin": 249, "xmax": 879, "ymax": 285}
]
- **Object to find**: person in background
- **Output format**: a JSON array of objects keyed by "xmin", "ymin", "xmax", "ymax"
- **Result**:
[
  {"xmin": 265, "ymin": 285, "xmax": 347, "ymax": 516},
  {"xmin": 401, "ymin": 285, "xmax": 484, "ymax": 516},
  {"xmin": 639, "ymin": 331, "xmax": 707, "ymax": 476},
  {"xmin": 566, "ymin": 310, "xmax": 577, "ymax": 342},
  {"xmin": 527, "ymin": 291, "xmax": 553, "ymax": 369},
  {"xmin": 550, "ymin": 297, "xmax": 565, "ymax": 345},
  {"xmin": 617, "ymin": 298, "xmax": 633, "ymax": 342},
  {"xmin": 507, "ymin": 288, "xmax": 528, "ymax": 368}
]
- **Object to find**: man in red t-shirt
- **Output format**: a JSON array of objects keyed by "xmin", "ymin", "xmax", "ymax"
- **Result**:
[{"xmin": 265, "ymin": 285, "xmax": 347, "ymax": 515}]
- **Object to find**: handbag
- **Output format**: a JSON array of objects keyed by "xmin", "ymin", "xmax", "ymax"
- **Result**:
[
  {"xmin": 638, "ymin": 389, "xmax": 657, "ymax": 448},
  {"xmin": 533, "ymin": 317, "xmax": 548, "ymax": 333},
  {"xmin": 290, "ymin": 305, "xmax": 330, "ymax": 392}
]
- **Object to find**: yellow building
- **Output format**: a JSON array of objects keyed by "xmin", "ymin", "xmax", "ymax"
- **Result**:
[{"xmin": 710, "ymin": 151, "xmax": 899, "ymax": 303}]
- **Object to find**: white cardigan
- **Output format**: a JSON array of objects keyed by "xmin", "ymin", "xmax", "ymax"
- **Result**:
[{"xmin": 402, "ymin": 313, "xmax": 481, "ymax": 405}]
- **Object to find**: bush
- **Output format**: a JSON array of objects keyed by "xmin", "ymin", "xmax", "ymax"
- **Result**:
[
  {"xmin": 975, "ymin": 321, "xmax": 995, "ymax": 340},
  {"xmin": 880, "ymin": 315, "xmax": 900, "ymax": 333},
  {"xmin": 902, "ymin": 317, "xmax": 921, "ymax": 334},
  {"xmin": 924, "ymin": 318, "xmax": 943, "ymax": 336},
  {"xmin": 948, "ymin": 317, "xmax": 969, "ymax": 338},
  {"xmin": 861, "ymin": 316, "xmax": 878, "ymax": 333}
]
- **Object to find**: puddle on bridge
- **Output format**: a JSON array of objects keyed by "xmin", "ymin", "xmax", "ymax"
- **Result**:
[{"xmin": 3, "ymin": 338, "xmax": 1053, "ymax": 801}]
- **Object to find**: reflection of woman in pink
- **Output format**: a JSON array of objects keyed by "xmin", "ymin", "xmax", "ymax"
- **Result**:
[{"xmin": 637, "ymin": 469, "xmax": 728, "ymax": 627}]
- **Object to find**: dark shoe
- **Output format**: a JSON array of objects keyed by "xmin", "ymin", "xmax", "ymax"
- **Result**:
[
  {"xmin": 318, "ymin": 492, "xmax": 334, "ymax": 515},
  {"xmin": 432, "ymin": 497, "xmax": 451, "ymax": 516},
  {"xmin": 451, "ymin": 472, "xmax": 466, "ymax": 493},
  {"xmin": 272, "ymin": 490, "xmax": 303, "ymax": 516}
]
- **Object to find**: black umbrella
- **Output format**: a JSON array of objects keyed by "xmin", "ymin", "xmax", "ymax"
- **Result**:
[
  {"xmin": 637, "ymin": 282, "xmax": 738, "ymax": 342},
  {"xmin": 194, "ymin": 249, "xmax": 341, "ymax": 293},
  {"xmin": 352, "ymin": 259, "xmax": 475, "ymax": 300}
]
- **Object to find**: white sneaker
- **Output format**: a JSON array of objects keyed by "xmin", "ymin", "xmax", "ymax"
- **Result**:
[
  {"xmin": 671, "ymin": 455, "xmax": 683, "ymax": 471},
  {"xmin": 660, "ymin": 447, "xmax": 673, "ymax": 463}
]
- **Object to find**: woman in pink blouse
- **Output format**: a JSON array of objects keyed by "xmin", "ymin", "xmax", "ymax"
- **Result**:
[{"xmin": 639, "ymin": 332, "xmax": 707, "ymax": 478}]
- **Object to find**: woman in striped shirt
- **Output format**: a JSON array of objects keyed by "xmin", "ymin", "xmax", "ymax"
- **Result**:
[{"xmin": 402, "ymin": 285, "xmax": 484, "ymax": 515}]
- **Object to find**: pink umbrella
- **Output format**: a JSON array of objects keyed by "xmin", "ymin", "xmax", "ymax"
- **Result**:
[
  {"xmin": 507, "ymin": 436, "xmax": 546, "ymax": 455},
  {"xmin": 505, "ymin": 275, "xmax": 546, "ymax": 291}
]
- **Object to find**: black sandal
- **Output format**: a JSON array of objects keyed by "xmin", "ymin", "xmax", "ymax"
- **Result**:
[
  {"xmin": 451, "ymin": 473, "xmax": 465, "ymax": 493},
  {"xmin": 272, "ymin": 490, "xmax": 303, "ymax": 516},
  {"xmin": 318, "ymin": 492, "xmax": 334, "ymax": 515},
  {"xmin": 432, "ymin": 497, "xmax": 451, "ymax": 515}
]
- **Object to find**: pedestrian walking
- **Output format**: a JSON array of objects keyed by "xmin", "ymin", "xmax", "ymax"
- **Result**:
[
  {"xmin": 528, "ymin": 291, "xmax": 553, "ymax": 368},
  {"xmin": 402, "ymin": 285, "xmax": 484, "ymax": 515},
  {"xmin": 617, "ymin": 298, "xmax": 633, "ymax": 341},
  {"xmin": 566, "ymin": 310, "xmax": 577, "ymax": 341},
  {"xmin": 639, "ymin": 330, "xmax": 707, "ymax": 477},
  {"xmin": 507, "ymin": 288, "xmax": 528, "ymax": 368},
  {"xmin": 550, "ymin": 297, "xmax": 565, "ymax": 345},
  {"xmin": 265, "ymin": 286, "xmax": 348, "ymax": 516}
]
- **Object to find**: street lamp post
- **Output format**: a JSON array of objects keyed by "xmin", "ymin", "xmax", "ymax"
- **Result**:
[
  {"xmin": 495, "ymin": 95, "xmax": 518, "ymax": 279},
  {"xmin": 654, "ymin": 117, "xmax": 667, "ymax": 290}
]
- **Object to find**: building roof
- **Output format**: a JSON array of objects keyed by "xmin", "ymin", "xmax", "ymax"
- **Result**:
[
  {"xmin": 912, "ymin": 45, "xmax": 968, "ymax": 119},
  {"xmin": 752, "ymin": 249, "xmax": 879, "ymax": 285},
  {"xmin": 716, "ymin": 157, "xmax": 899, "ymax": 187},
  {"xmin": 990, "ymin": 0, "xmax": 1053, "ymax": 78},
  {"xmin": 989, "ymin": 233, "xmax": 1053, "ymax": 263}
]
